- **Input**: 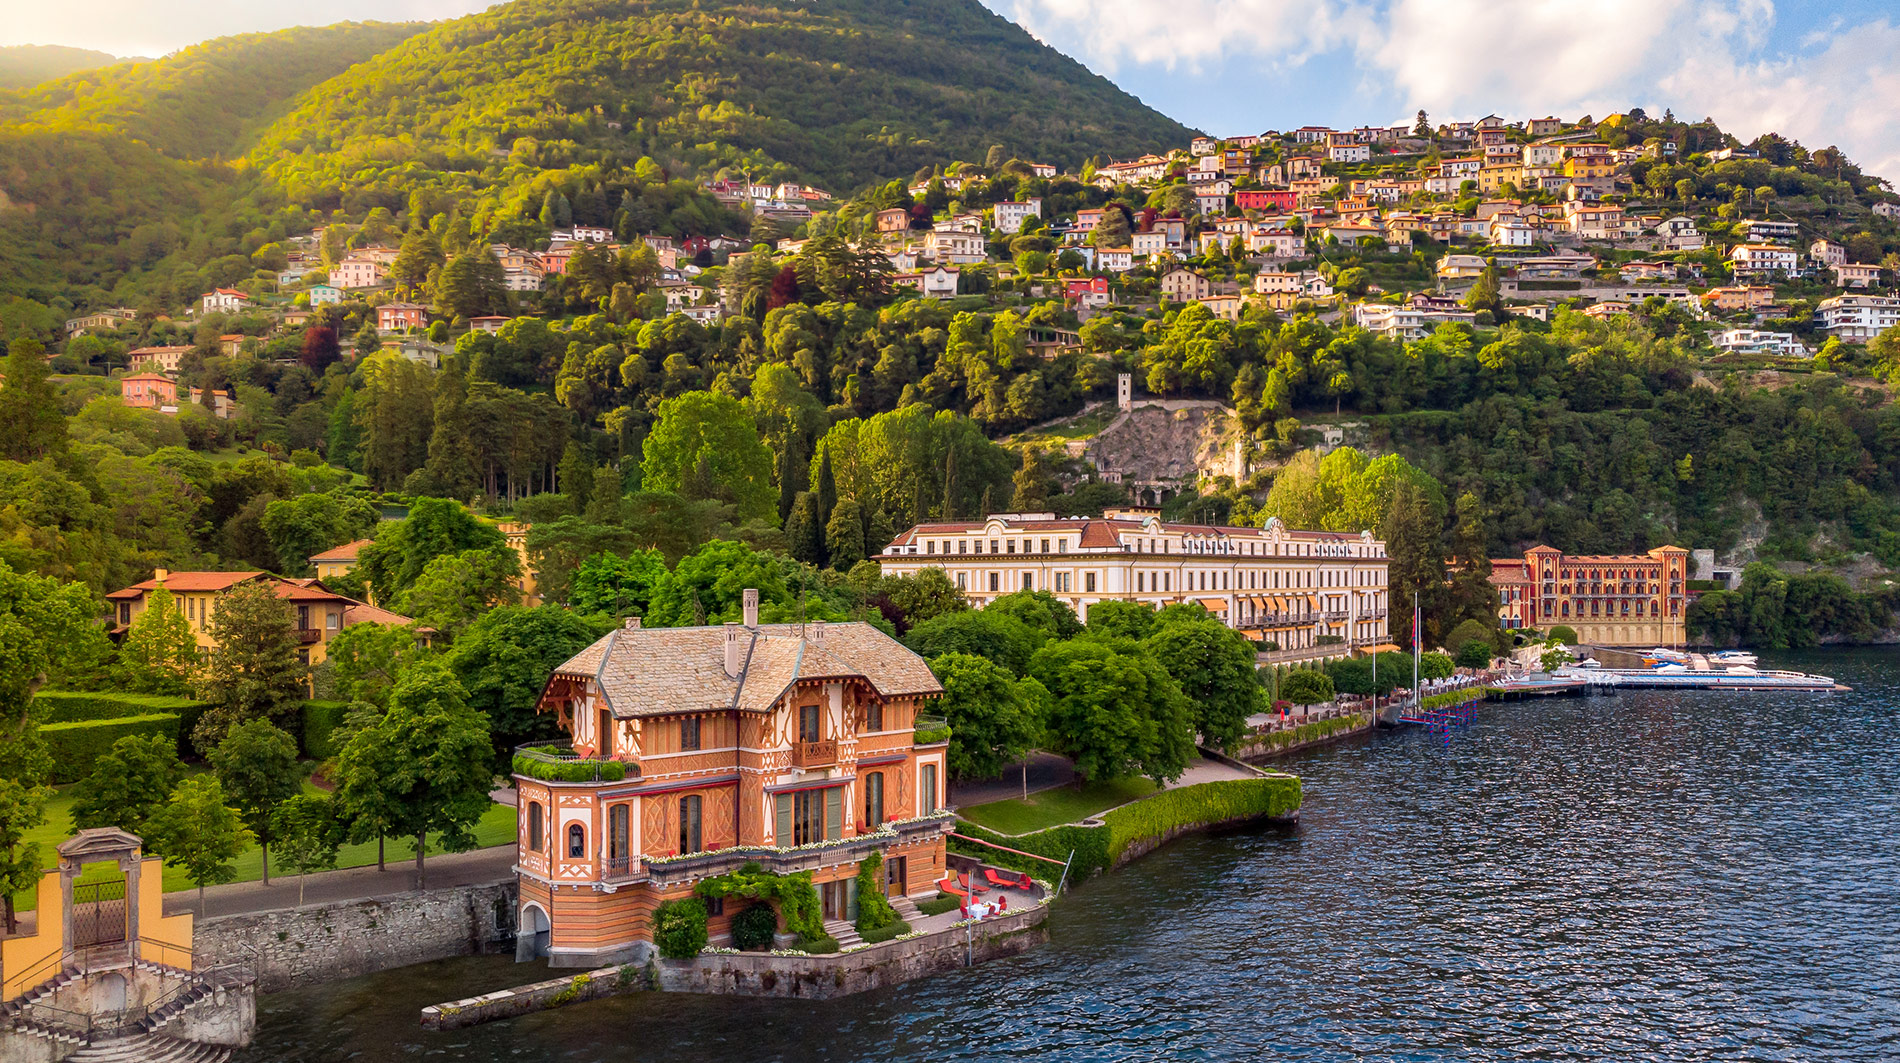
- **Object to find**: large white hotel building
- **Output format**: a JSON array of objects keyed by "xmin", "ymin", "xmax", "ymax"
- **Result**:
[{"xmin": 877, "ymin": 509, "xmax": 1392, "ymax": 655}]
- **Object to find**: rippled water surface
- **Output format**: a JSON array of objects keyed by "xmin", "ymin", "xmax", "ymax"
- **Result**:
[{"xmin": 238, "ymin": 650, "xmax": 1900, "ymax": 1062}]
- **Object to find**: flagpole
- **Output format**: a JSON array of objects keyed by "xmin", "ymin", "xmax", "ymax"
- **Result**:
[{"xmin": 1412, "ymin": 590, "xmax": 1420, "ymax": 705}]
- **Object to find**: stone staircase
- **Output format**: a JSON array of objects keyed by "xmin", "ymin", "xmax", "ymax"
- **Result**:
[
  {"xmin": 823, "ymin": 919, "xmax": 863, "ymax": 950},
  {"xmin": 64, "ymin": 1033, "xmax": 231, "ymax": 1062},
  {"xmin": 890, "ymin": 895, "xmax": 925, "ymax": 923}
]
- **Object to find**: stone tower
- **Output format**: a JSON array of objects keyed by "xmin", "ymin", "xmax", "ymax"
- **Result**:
[{"xmin": 1117, "ymin": 372, "xmax": 1132, "ymax": 411}]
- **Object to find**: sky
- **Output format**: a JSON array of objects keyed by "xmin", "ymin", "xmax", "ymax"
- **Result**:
[{"xmin": 5, "ymin": 0, "xmax": 1897, "ymax": 184}]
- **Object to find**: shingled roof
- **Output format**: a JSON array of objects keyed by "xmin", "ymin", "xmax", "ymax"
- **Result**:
[{"xmin": 557, "ymin": 622, "xmax": 942, "ymax": 719}]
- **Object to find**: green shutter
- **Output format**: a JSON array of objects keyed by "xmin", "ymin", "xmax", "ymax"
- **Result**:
[
  {"xmin": 825, "ymin": 787, "xmax": 842, "ymax": 840},
  {"xmin": 775, "ymin": 793, "xmax": 793, "ymax": 844}
]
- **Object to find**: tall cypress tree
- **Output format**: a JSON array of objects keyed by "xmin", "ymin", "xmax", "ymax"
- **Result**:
[
  {"xmin": 0, "ymin": 340, "xmax": 66, "ymax": 462},
  {"xmin": 424, "ymin": 354, "xmax": 479, "ymax": 498},
  {"xmin": 815, "ymin": 451, "xmax": 837, "ymax": 532}
]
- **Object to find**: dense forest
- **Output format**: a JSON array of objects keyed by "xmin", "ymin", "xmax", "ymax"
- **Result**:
[{"xmin": 0, "ymin": 45, "xmax": 122, "ymax": 90}]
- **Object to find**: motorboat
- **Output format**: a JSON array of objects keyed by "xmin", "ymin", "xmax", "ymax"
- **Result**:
[{"xmin": 1709, "ymin": 650, "xmax": 1759, "ymax": 667}]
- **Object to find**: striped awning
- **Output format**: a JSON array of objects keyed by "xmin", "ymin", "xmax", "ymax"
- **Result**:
[{"xmin": 1195, "ymin": 597, "xmax": 1229, "ymax": 612}]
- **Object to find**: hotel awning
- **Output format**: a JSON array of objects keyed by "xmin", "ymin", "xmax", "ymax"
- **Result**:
[
  {"xmin": 1363, "ymin": 643, "xmax": 1403, "ymax": 654},
  {"xmin": 1195, "ymin": 597, "xmax": 1229, "ymax": 612}
]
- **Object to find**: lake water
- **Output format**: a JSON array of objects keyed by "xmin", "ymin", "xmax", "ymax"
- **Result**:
[{"xmin": 235, "ymin": 649, "xmax": 1900, "ymax": 1062}]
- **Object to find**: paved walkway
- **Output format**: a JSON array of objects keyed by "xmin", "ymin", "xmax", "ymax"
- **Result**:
[
  {"xmin": 161, "ymin": 845, "xmax": 517, "ymax": 920},
  {"xmin": 949, "ymin": 751, "xmax": 1077, "ymax": 807}
]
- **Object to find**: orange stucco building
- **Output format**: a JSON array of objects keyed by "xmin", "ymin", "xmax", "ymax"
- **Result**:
[
  {"xmin": 514, "ymin": 590, "xmax": 950, "ymax": 967},
  {"xmin": 1489, "ymin": 544, "xmax": 1690, "ymax": 646}
]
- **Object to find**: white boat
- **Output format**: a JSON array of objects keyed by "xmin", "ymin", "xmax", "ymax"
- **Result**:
[
  {"xmin": 1710, "ymin": 651, "xmax": 1759, "ymax": 667},
  {"xmin": 1642, "ymin": 647, "xmax": 1689, "ymax": 665}
]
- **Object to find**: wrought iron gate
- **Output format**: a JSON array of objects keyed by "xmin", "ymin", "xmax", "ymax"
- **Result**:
[{"xmin": 71, "ymin": 878, "xmax": 127, "ymax": 948}]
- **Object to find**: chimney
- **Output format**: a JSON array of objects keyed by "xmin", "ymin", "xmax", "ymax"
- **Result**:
[
  {"xmin": 810, "ymin": 619, "xmax": 826, "ymax": 648},
  {"xmin": 623, "ymin": 615, "xmax": 641, "ymax": 630},
  {"xmin": 153, "ymin": 568, "xmax": 170, "ymax": 583},
  {"xmin": 724, "ymin": 621, "xmax": 743, "ymax": 678},
  {"xmin": 742, "ymin": 588, "xmax": 759, "ymax": 629}
]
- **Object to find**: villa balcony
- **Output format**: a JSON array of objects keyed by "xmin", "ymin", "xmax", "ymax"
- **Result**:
[
  {"xmin": 511, "ymin": 744, "xmax": 638, "ymax": 784},
  {"xmin": 642, "ymin": 813, "xmax": 956, "ymax": 890},
  {"xmin": 294, "ymin": 627, "xmax": 323, "ymax": 644},
  {"xmin": 792, "ymin": 739, "xmax": 838, "ymax": 769}
]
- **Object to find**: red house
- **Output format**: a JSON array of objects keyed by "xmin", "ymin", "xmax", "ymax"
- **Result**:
[
  {"xmin": 377, "ymin": 302, "xmax": 428, "ymax": 332},
  {"xmin": 1237, "ymin": 189, "xmax": 1299, "ymax": 211}
]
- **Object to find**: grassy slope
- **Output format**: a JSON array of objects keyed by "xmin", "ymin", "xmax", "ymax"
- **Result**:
[{"xmin": 956, "ymin": 776, "xmax": 1160, "ymax": 834}]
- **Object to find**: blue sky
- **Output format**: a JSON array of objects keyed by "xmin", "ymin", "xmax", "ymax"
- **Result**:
[{"xmin": 6, "ymin": 0, "xmax": 1897, "ymax": 182}]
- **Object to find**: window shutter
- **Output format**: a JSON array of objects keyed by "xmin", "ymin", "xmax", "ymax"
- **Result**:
[
  {"xmin": 825, "ymin": 787, "xmax": 842, "ymax": 840},
  {"xmin": 775, "ymin": 793, "xmax": 793, "ymax": 845}
]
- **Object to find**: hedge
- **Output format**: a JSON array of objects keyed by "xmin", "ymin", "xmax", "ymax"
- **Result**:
[
  {"xmin": 858, "ymin": 918, "xmax": 912, "ymax": 945},
  {"xmin": 510, "ymin": 749, "xmax": 628, "ymax": 783},
  {"xmin": 1242, "ymin": 714, "xmax": 1368, "ymax": 755},
  {"xmin": 951, "ymin": 776, "xmax": 1303, "ymax": 881},
  {"xmin": 301, "ymin": 701, "xmax": 350, "ymax": 760},
  {"xmin": 34, "ymin": 692, "xmax": 204, "ymax": 724},
  {"xmin": 40, "ymin": 715, "xmax": 182, "ymax": 784}
]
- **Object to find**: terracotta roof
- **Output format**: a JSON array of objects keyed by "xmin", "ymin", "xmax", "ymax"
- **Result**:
[
  {"xmin": 886, "ymin": 517, "xmax": 1371, "ymax": 549},
  {"xmin": 342, "ymin": 601, "xmax": 423, "ymax": 628},
  {"xmin": 559, "ymin": 622, "xmax": 942, "ymax": 720},
  {"xmin": 310, "ymin": 538, "xmax": 373, "ymax": 563},
  {"xmin": 270, "ymin": 581, "xmax": 352, "ymax": 603},
  {"xmin": 106, "ymin": 571, "xmax": 263, "ymax": 599}
]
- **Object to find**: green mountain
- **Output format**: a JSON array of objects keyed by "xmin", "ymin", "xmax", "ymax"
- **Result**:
[
  {"xmin": 0, "ymin": 0, "xmax": 1189, "ymax": 310},
  {"xmin": 0, "ymin": 45, "xmax": 123, "ymax": 90},
  {"xmin": 251, "ymin": 0, "xmax": 1192, "ymax": 200}
]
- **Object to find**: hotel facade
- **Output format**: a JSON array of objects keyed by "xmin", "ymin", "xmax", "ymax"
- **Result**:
[
  {"xmin": 1488, "ymin": 544, "xmax": 1691, "ymax": 646},
  {"xmin": 878, "ymin": 510, "xmax": 1392, "ymax": 654},
  {"xmin": 514, "ymin": 592, "xmax": 951, "ymax": 967}
]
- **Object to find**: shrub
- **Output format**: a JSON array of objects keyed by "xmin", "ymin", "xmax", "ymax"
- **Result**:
[
  {"xmin": 1548, "ymin": 625, "xmax": 1579, "ymax": 646},
  {"xmin": 40, "ymin": 715, "xmax": 182, "ymax": 784},
  {"xmin": 854, "ymin": 852, "xmax": 901, "ymax": 934},
  {"xmin": 1244, "ymin": 714, "xmax": 1367, "ymax": 754},
  {"xmin": 696, "ymin": 863, "xmax": 824, "ymax": 941},
  {"xmin": 917, "ymin": 893, "xmax": 963, "ymax": 916},
  {"xmin": 301, "ymin": 700, "xmax": 350, "ymax": 760},
  {"xmin": 1101, "ymin": 777, "xmax": 1301, "ymax": 864},
  {"xmin": 793, "ymin": 933, "xmax": 839, "ymax": 954},
  {"xmin": 510, "ymin": 747, "xmax": 628, "ymax": 782},
  {"xmin": 858, "ymin": 918, "xmax": 912, "ymax": 945},
  {"xmin": 33, "ymin": 691, "xmax": 203, "ymax": 723},
  {"xmin": 1455, "ymin": 640, "xmax": 1493, "ymax": 669},
  {"xmin": 912, "ymin": 720, "xmax": 952, "ymax": 745},
  {"xmin": 651, "ymin": 897, "xmax": 709, "ymax": 959},
  {"xmin": 729, "ymin": 903, "xmax": 779, "ymax": 951}
]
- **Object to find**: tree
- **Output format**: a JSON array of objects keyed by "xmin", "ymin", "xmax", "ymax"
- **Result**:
[
  {"xmin": 0, "ymin": 339, "xmax": 66, "ymax": 462},
  {"xmin": 641, "ymin": 391, "xmax": 777, "ymax": 524},
  {"xmin": 1547, "ymin": 625, "xmax": 1579, "ymax": 645},
  {"xmin": 191, "ymin": 580, "xmax": 307, "ymax": 752},
  {"xmin": 928, "ymin": 653, "xmax": 1041, "ymax": 780},
  {"xmin": 446, "ymin": 606, "xmax": 602, "ymax": 755},
  {"xmin": 321, "ymin": 621, "xmax": 428, "ymax": 708},
  {"xmin": 904, "ymin": 609, "xmax": 1044, "ymax": 676},
  {"xmin": 148, "ymin": 775, "xmax": 253, "ymax": 915},
  {"xmin": 422, "ymin": 353, "xmax": 480, "ymax": 498},
  {"xmin": 69, "ymin": 733, "xmax": 186, "ymax": 837},
  {"xmin": 334, "ymin": 661, "xmax": 494, "ymax": 889},
  {"xmin": 116, "ymin": 585, "xmax": 201, "ymax": 694},
  {"xmin": 1413, "ymin": 109, "xmax": 1431, "ymax": 137},
  {"xmin": 569, "ymin": 548, "xmax": 668, "ymax": 618},
  {"xmin": 356, "ymin": 498, "xmax": 513, "ymax": 606},
  {"xmin": 271, "ymin": 793, "xmax": 342, "ymax": 908},
  {"xmin": 873, "ymin": 569, "xmax": 966, "ymax": 631},
  {"xmin": 435, "ymin": 249, "xmax": 508, "ymax": 320},
  {"xmin": 299, "ymin": 326, "xmax": 341, "ymax": 372},
  {"xmin": 825, "ymin": 498, "xmax": 866, "ymax": 570},
  {"xmin": 1455, "ymin": 640, "xmax": 1493, "ymax": 669},
  {"xmin": 1381, "ymin": 478, "xmax": 1448, "ymax": 650},
  {"xmin": 1012, "ymin": 448, "xmax": 1049, "ymax": 511},
  {"xmin": 1142, "ymin": 616, "xmax": 1265, "ymax": 750},
  {"xmin": 0, "ymin": 772, "xmax": 47, "ymax": 933},
  {"xmin": 1028, "ymin": 638, "xmax": 1194, "ymax": 785},
  {"xmin": 1278, "ymin": 670, "xmax": 1335, "ymax": 706},
  {"xmin": 1086, "ymin": 600, "xmax": 1159, "ymax": 641},
  {"xmin": 1464, "ymin": 268, "xmax": 1504, "ymax": 317},
  {"xmin": 209, "ymin": 719, "xmax": 304, "ymax": 885},
  {"xmin": 260, "ymin": 492, "xmax": 380, "ymax": 578},
  {"xmin": 1091, "ymin": 205, "xmax": 1131, "ymax": 248},
  {"xmin": 1418, "ymin": 651, "xmax": 1455, "ymax": 680},
  {"xmin": 986, "ymin": 590, "xmax": 1083, "ymax": 640},
  {"xmin": 391, "ymin": 548, "xmax": 523, "ymax": 639}
]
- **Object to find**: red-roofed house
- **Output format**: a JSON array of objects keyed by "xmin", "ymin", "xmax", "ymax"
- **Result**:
[
  {"xmin": 105, "ymin": 569, "xmax": 418, "ymax": 667},
  {"xmin": 120, "ymin": 373, "xmax": 179, "ymax": 411},
  {"xmin": 200, "ymin": 289, "xmax": 250, "ymax": 314},
  {"xmin": 377, "ymin": 302, "xmax": 429, "ymax": 332}
]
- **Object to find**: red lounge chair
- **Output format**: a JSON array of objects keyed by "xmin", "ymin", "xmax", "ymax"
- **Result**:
[
  {"xmin": 959, "ymin": 872, "xmax": 989, "ymax": 895},
  {"xmin": 937, "ymin": 877, "xmax": 967, "ymax": 899},
  {"xmin": 983, "ymin": 868, "xmax": 1031, "ymax": 891}
]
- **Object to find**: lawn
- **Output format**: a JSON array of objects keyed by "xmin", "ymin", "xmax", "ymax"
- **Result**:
[
  {"xmin": 1012, "ymin": 402, "xmax": 1120, "ymax": 444},
  {"xmin": 13, "ymin": 776, "xmax": 515, "ymax": 911},
  {"xmin": 956, "ymin": 777, "xmax": 1160, "ymax": 835}
]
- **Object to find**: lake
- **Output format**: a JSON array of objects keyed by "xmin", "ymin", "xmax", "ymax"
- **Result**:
[{"xmin": 235, "ymin": 649, "xmax": 1900, "ymax": 1061}]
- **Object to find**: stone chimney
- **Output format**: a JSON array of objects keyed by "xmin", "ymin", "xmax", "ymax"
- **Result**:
[
  {"xmin": 623, "ymin": 615, "xmax": 641, "ymax": 630},
  {"xmin": 724, "ymin": 621, "xmax": 744, "ymax": 678},
  {"xmin": 809, "ymin": 619, "xmax": 826, "ymax": 648},
  {"xmin": 743, "ymin": 588, "xmax": 759, "ymax": 629},
  {"xmin": 153, "ymin": 568, "xmax": 170, "ymax": 583}
]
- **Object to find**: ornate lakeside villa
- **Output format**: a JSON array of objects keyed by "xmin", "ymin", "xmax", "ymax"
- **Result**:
[
  {"xmin": 514, "ymin": 591, "xmax": 952, "ymax": 967},
  {"xmin": 877, "ymin": 509, "xmax": 1392, "ymax": 654},
  {"xmin": 1488, "ymin": 544, "xmax": 1691, "ymax": 646}
]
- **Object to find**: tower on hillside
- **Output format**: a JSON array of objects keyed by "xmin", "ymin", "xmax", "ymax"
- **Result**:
[{"xmin": 1117, "ymin": 372, "xmax": 1132, "ymax": 411}]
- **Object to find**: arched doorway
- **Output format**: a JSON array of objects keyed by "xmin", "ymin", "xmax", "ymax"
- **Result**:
[{"xmin": 517, "ymin": 903, "xmax": 551, "ymax": 961}]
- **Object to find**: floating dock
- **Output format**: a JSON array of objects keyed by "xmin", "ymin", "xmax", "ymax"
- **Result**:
[
  {"xmin": 1488, "ymin": 676, "xmax": 1590, "ymax": 700},
  {"xmin": 1558, "ymin": 666, "xmax": 1845, "ymax": 692}
]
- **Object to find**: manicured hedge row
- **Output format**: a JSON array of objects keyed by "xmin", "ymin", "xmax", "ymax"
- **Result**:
[
  {"xmin": 34, "ymin": 692, "xmax": 205, "ymax": 723},
  {"xmin": 1241, "ymin": 714, "xmax": 1369, "ymax": 755},
  {"xmin": 301, "ymin": 701, "xmax": 350, "ymax": 760},
  {"xmin": 40, "ymin": 715, "xmax": 182, "ymax": 783},
  {"xmin": 1100, "ymin": 777, "xmax": 1301, "ymax": 864},
  {"xmin": 951, "ymin": 776, "xmax": 1303, "ymax": 881}
]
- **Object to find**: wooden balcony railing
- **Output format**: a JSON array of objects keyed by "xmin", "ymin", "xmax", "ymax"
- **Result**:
[
  {"xmin": 792, "ymin": 739, "xmax": 838, "ymax": 769},
  {"xmin": 294, "ymin": 628, "xmax": 324, "ymax": 644}
]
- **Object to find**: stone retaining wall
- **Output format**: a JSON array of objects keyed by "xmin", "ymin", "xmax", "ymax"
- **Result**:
[
  {"xmin": 1239, "ymin": 712, "xmax": 1375, "ymax": 762},
  {"xmin": 423, "ymin": 966, "xmax": 635, "ymax": 1031},
  {"xmin": 194, "ymin": 881, "xmax": 517, "ymax": 992}
]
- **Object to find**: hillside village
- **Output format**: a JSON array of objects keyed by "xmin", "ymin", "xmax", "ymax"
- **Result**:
[{"xmin": 61, "ymin": 108, "xmax": 1900, "ymax": 425}]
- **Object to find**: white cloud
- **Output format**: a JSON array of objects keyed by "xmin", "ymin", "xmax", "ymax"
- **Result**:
[{"xmin": 995, "ymin": 0, "xmax": 1374, "ymax": 75}]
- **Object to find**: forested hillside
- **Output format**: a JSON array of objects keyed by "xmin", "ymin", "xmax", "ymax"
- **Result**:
[
  {"xmin": 0, "ymin": 45, "xmax": 121, "ymax": 90},
  {"xmin": 251, "ymin": 0, "xmax": 1190, "ymax": 206}
]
